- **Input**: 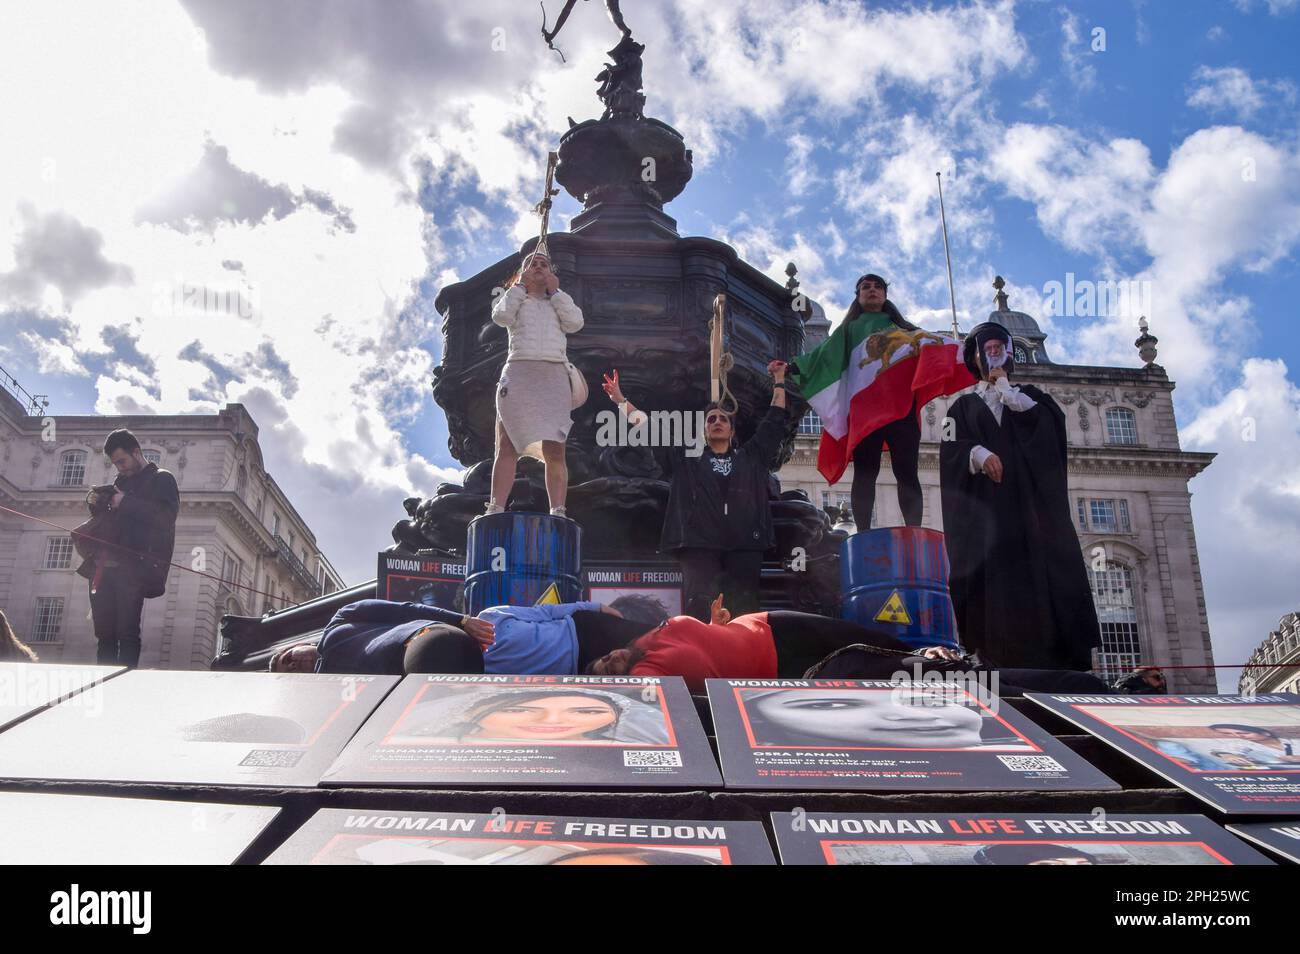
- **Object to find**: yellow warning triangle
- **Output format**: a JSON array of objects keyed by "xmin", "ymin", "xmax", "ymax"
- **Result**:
[
  {"xmin": 534, "ymin": 582, "xmax": 562, "ymax": 606},
  {"xmin": 874, "ymin": 589, "xmax": 912, "ymax": 625}
]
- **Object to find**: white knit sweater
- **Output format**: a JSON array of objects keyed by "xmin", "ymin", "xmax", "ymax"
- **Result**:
[{"xmin": 491, "ymin": 284, "xmax": 583, "ymax": 362}]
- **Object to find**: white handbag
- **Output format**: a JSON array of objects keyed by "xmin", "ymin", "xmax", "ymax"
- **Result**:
[{"xmin": 567, "ymin": 361, "xmax": 588, "ymax": 409}]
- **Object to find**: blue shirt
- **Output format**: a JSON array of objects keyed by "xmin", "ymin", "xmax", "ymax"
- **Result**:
[
  {"xmin": 316, "ymin": 600, "xmax": 464, "ymax": 674},
  {"xmin": 479, "ymin": 602, "xmax": 600, "ymax": 675}
]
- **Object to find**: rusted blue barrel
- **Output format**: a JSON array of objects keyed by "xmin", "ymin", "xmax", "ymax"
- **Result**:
[
  {"xmin": 465, "ymin": 512, "xmax": 582, "ymax": 614},
  {"xmin": 840, "ymin": 526, "xmax": 959, "ymax": 649}
]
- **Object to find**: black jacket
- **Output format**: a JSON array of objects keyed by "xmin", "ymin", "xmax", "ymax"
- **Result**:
[
  {"xmin": 113, "ymin": 463, "xmax": 180, "ymax": 598},
  {"xmin": 660, "ymin": 405, "xmax": 788, "ymax": 553}
]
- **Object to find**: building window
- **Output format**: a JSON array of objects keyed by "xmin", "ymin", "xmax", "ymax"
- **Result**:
[
  {"xmin": 43, "ymin": 536, "xmax": 74, "ymax": 569},
  {"xmin": 1089, "ymin": 499, "xmax": 1117, "ymax": 532},
  {"xmin": 221, "ymin": 553, "xmax": 243, "ymax": 591},
  {"xmin": 236, "ymin": 465, "xmax": 248, "ymax": 494},
  {"xmin": 31, "ymin": 597, "xmax": 65, "ymax": 643},
  {"xmin": 142, "ymin": 449, "xmax": 161, "ymax": 465},
  {"xmin": 272, "ymin": 513, "xmax": 281, "ymax": 537},
  {"xmin": 1080, "ymin": 498, "xmax": 1131, "ymax": 533},
  {"xmin": 1089, "ymin": 562, "xmax": 1141, "ymax": 679},
  {"xmin": 57, "ymin": 451, "xmax": 87, "ymax": 487},
  {"xmin": 798, "ymin": 411, "xmax": 823, "ymax": 436},
  {"xmin": 1105, "ymin": 407, "xmax": 1138, "ymax": 445}
]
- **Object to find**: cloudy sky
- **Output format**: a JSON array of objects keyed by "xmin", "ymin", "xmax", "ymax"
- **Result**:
[{"xmin": 2, "ymin": 1, "xmax": 1298, "ymax": 684}]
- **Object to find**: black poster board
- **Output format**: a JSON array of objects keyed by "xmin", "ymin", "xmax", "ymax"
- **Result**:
[
  {"xmin": 771, "ymin": 811, "xmax": 1273, "ymax": 865},
  {"xmin": 0, "ymin": 670, "xmax": 398, "ymax": 788},
  {"xmin": 582, "ymin": 562, "xmax": 684, "ymax": 622},
  {"xmin": 377, "ymin": 552, "xmax": 466, "ymax": 612},
  {"xmin": 265, "ymin": 809, "xmax": 772, "ymax": 864},
  {"xmin": 1226, "ymin": 821, "xmax": 1300, "ymax": 864},
  {"xmin": 322, "ymin": 674, "xmax": 721, "ymax": 788},
  {"xmin": 708, "ymin": 678, "xmax": 1118, "ymax": 791},
  {"xmin": 1028, "ymin": 692, "xmax": 1300, "ymax": 814},
  {"xmin": 0, "ymin": 662, "xmax": 123, "ymax": 732},
  {"xmin": 0, "ymin": 792, "xmax": 278, "ymax": 864}
]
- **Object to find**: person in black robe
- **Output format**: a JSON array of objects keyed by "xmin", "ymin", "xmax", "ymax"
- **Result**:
[{"xmin": 938, "ymin": 322, "xmax": 1100, "ymax": 670}]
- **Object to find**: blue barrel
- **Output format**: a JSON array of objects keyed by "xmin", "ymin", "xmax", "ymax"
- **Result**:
[
  {"xmin": 840, "ymin": 527, "xmax": 959, "ymax": 649},
  {"xmin": 465, "ymin": 512, "xmax": 583, "ymax": 615}
]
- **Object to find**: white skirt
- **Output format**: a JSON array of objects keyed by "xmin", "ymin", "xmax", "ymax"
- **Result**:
[{"xmin": 497, "ymin": 359, "xmax": 572, "ymax": 458}]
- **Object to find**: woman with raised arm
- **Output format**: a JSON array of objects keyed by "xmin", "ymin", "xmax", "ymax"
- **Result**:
[{"xmin": 601, "ymin": 361, "xmax": 788, "ymax": 619}]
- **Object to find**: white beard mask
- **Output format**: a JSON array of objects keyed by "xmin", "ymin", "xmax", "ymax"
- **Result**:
[{"xmin": 985, "ymin": 351, "xmax": 1008, "ymax": 370}]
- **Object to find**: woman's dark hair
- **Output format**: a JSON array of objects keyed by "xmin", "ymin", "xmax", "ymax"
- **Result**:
[
  {"xmin": 703, "ymin": 401, "xmax": 735, "ymax": 424},
  {"xmin": 843, "ymin": 274, "xmax": 917, "ymax": 331},
  {"xmin": 103, "ymin": 428, "xmax": 141, "ymax": 456},
  {"xmin": 1208, "ymin": 723, "xmax": 1276, "ymax": 738},
  {"xmin": 547, "ymin": 846, "xmax": 719, "ymax": 866},
  {"xmin": 0, "ymin": 610, "xmax": 38, "ymax": 663},
  {"xmin": 973, "ymin": 843, "xmax": 1096, "ymax": 865},
  {"xmin": 608, "ymin": 594, "xmax": 670, "ymax": 627},
  {"xmin": 439, "ymin": 689, "xmax": 620, "ymax": 741}
]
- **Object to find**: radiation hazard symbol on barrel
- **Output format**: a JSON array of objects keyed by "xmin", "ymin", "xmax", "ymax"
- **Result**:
[{"xmin": 874, "ymin": 589, "xmax": 912, "ymax": 625}]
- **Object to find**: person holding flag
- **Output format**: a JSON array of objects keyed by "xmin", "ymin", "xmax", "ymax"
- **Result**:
[{"xmin": 787, "ymin": 272, "xmax": 973, "ymax": 529}]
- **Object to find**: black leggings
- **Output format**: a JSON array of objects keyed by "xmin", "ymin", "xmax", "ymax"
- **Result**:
[
  {"xmin": 402, "ymin": 624, "xmax": 485, "ymax": 674},
  {"xmin": 400, "ymin": 613, "xmax": 656, "ymax": 675},
  {"xmin": 677, "ymin": 548, "xmax": 764, "ymax": 620},
  {"xmin": 851, "ymin": 406, "xmax": 922, "ymax": 528},
  {"xmin": 764, "ymin": 611, "xmax": 1111, "ymax": 693},
  {"xmin": 767, "ymin": 611, "xmax": 912, "ymax": 677}
]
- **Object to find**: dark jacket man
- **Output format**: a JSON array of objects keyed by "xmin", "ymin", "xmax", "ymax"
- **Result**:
[
  {"xmin": 90, "ymin": 429, "xmax": 180, "ymax": 668},
  {"xmin": 113, "ymin": 461, "xmax": 180, "ymax": 597}
]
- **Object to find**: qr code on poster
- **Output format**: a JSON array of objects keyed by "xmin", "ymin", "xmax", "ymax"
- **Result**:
[
  {"xmin": 997, "ymin": 755, "xmax": 1066, "ymax": 772},
  {"xmin": 241, "ymin": 749, "xmax": 304, "ymax": 768},
  {"xmin": 623, "ymin": 750, "xmax": 683, "ymax": 767}
]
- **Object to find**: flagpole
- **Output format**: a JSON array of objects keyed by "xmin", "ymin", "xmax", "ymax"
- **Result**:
[{"xmin": 936, "ymin": 171, "xmax": 959, "ymax": 340}]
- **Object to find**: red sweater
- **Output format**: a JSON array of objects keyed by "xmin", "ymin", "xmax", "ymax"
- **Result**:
[{"xmin": 629, "ymin": 613, "xmax": 778, "ymax": 693}]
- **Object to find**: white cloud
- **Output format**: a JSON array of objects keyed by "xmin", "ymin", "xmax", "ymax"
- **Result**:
[
  {"xmin": 1183, "ymin": 359, "xmax": 1300, "ymax": 687},
  {"xmin": 982, "ymin": 123, "xmax": 1154, "ymax": 260},
  {"xmin": 1232, "ymin": 0, "xmax": 1299, "ymax": 15},
  {"xmin": 1059, "ymin": 9, "xmax": 1098, "ymax": 91},
  {"xmin": 1186, "ymin": 65, "xmax": 1296, "ymax": 120},
  {"xmin": 832, "ymin": 113, "xmax": 990, "ymax": 268},
  {"xmin": 0, "ymin": 205, "xmax": 133, "ymax": 307},
  {"xmin": 784, "ymin": 133, "xmax": 820, "ymax": 199}
]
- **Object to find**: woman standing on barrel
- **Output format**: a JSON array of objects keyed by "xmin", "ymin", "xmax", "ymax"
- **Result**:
[{"xmin": 487, "ymin": 250, "xmax": 585, "ymax": 517}]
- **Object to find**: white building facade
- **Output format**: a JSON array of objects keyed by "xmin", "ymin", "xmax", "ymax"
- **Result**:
[
  {"xmin": 0, "ymin": 383, "xmax": 342, "ymax": 669},
  {"xmin": 1240, "ymin": 613, "xmax": 1300, "ymax": 695}
]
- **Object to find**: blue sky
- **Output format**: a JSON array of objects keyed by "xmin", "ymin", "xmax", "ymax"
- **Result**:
[{"xmin": 2, "ymin": 1, "xmax": 1299, "ymax": 682}]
